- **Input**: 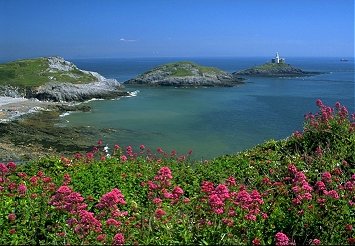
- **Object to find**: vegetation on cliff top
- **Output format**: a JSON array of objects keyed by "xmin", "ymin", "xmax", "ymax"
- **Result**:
[
  {"xmin": 1, "ymin": 99, "xmax": 354, "ymax": 245},
  {"xmin": 0, "ymin": 57, "xmax": 97, "ymax": 87},
  {"xmin": 234, "ymin": 62, "xmax": 322, "ymax": 77}
]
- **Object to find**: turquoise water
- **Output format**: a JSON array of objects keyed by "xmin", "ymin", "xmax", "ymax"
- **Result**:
[{"xmin": 65, "ymin": 57, "xmax": 354, "ymax": 160}]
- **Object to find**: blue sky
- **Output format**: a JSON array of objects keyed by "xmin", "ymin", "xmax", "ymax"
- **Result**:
[{"xmin": 0, "ymin": 0, "xmax": 354, "ymax": 59}]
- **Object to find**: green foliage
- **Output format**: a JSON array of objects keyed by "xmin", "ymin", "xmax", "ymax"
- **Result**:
[
  {"xmin": 0, "ymin": 100, "xmax": 354, "ymax": 245},
  {"xmin": 0, "ymin": 57, "xmax": 97, "ymax": 87}
]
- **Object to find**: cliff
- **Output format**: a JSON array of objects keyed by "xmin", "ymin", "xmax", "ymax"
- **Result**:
[
  {"xmin": 125, "ymin": 61, "xmax": 244, "ymax": 87},
  {"xmin": 233, "ymin": 62, "xmax": 322, "ymax": 77},
  {"xmin": 0, "ymin": 56, "xmax": 128, "ymax": 101}
]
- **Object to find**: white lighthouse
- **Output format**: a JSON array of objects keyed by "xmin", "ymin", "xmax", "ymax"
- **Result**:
[{"xmin": 271, "ymin": 52, "xmax": 285, "ymax": 64}]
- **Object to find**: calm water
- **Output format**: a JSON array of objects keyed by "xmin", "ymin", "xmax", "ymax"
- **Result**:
[{"xmin": 64, "ymin": 57, "xmax": 354, "ymax": 160}]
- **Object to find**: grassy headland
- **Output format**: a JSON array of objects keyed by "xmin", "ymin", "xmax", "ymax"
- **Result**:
[
  {"xmin": 1, "ymin": 99, "xmax": 354, "ymax": 245},
  {"xmin": 0, "ymin": 57, "xmax": 97, "ymax": 88}
]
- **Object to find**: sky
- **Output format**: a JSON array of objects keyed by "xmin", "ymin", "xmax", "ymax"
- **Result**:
[{"xmin": 0, "ymin": 0, "xmax": 354, "ymax": 60}]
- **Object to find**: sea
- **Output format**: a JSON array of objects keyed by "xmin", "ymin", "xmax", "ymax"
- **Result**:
[{"xmin": 62, "ymin": 57, "xmax": 354, "ymax": 160}]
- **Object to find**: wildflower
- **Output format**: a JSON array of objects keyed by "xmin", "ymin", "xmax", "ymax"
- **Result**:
[
  {"xmin": 97, "ymin": 188, "xmax": 126, "ymax": 209},
  {"xmin": 140, "ymin": 144, "xmax": 145, "ymax": 150},
  {"xmin": 252, "ymin": 238, "xmax": 261, "ymax": 245},
  {"xmin": 86, "ymin": 152, "xmax": 94, "ymax": 160},
  {"xmin": 97, "ymin": 139, "xmax": 103, "ymax": 146},
  {"xmin": 157, "ymin": 166, "xmax": 173, "ymax": 180},
  {"xmin": 275, "ymin": 232, "xmax": 290, "ymax": 246},
  {"xmin": 288, "ymin": 164, "xmax": 298, "ymax": 174},
  {"xmin": 245, "ymin": 213, "xmax": 257, "ymax": 221},
  {"xmin": 226, "ymin": 176, "xmax": 237, "ymax": 187},
  {"xmin": 120, "ymin": 155, "xmax": 127, "ymax": 162},
  {"xmin": 155, "ymin": 208, "xmax": 166, "ymax": 219},
  {"xmin": 345, "ymin": 224, "xmax": 353, "ymax": 231},
  {"xmin": 6, "ymin": 162, "xmax": 16, "ymax": 171},
  {"xmin": 112, "ymin": 233, "xmax": 125, "ymax": 245},
  {"xmin": 315, "ymin": 181, "xmax": 326, "ymax": 191},
  {"xmin": 172, "ymin": 186, "xmax": 184, "ymax": 197},
  {"xmin": 106, "ymin": 218, "xmax": 121, "ymax": 227},
  {"xmin": 9, "ymin": 229, "xmax": 16, "ymax": 234},
  {"xmin": 0, "ymin": 163, "xmax": 8, "ymax": 174},
  {"xmin": 152, "ymin": 197, "xmax": 162, "ymax": 205},
  {"xmin": 114, "ymin": 144, "xmax": 120, "ymax": 150},
  {"xmin": 316, "ymin": 99, "xmax": 323, "ymax": 107},
  {"xmin": 17, "ymin": 183, "xmax": 27, "ymax": 195},
  {"xmin": 8, "ymin": 213, "xmax": 16, "ymax": 222},
  {"xmin": 311, "ymin": 239, "xmax": 321, "ymax": 245},
  {"xmin": 327, "ymin": 190, "xmax": 339, "ymax": 199},
  {"xmin": 321, "ymin": 172, "xmax": 332, "ymax": 182},
  {"xmin": 97, "ymin": 234, "xmax": 106, "ymax": 242}
]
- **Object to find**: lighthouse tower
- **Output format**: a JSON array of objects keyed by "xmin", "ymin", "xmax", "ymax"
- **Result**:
[
  {"xmin": 271, "ymin": 52, "xmax": 285, "ymax": 64},
  {"xmin": 275, "ymin": 52, "xmax": 280, "ymax": 63}
]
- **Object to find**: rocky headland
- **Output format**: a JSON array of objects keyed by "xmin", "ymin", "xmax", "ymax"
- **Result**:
[
  {"xmin": 0, "ymin": 56, "xmax": 129, "ymax": 102},
  {"xmin": 233, "ymin": 62, "xmax": 322, "ymax": 77},
  {"xmin": 125, "ymin": 61, "xmax": 245, "ymax": 87}
]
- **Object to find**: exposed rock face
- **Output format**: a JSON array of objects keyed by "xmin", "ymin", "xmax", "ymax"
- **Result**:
[
  {"xmin": 0, "ymin": 56, "xmax": 129, "ymax": 102},
  {"xmin": 28, "ymin": 80, "xmax": 128, "ymax": 102},
  {"xmin": 233, "ymin": 63, "xmax": 322, "ymax": 77},
  {"xmin": 125, "ymin": 62, "xmax": 244, "ymax": 87}
]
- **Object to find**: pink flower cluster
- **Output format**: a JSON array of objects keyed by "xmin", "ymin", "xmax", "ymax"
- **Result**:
[
  {"xmin": 143, "ymin": 167, "xmax": 187, "ymax": 219},
  {"xmin": 201, "ymin": 178, "xmax": 265, "ymax": 221},
  {"xmin": 49, "ymin": 185, "xmax": 88, "ymax": 214},
  {"xmin": 288, "ymin": 165, "xmax": 313, "ymax": 205}
]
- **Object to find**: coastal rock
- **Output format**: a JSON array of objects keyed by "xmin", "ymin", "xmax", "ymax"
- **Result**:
[
  {"xmin": 234, "ymin": 62, "xmax": 322, "ymax": 77},
  {"xmin": 0, "ymin": 56, "xmax": 129, "ymax": 102},
  {"xmin": 29, "ymin": 80, "xmax": 128, "ymax": 102},
  {"xmin": 125, "ymin": 61, "xmax": 244, "ymax": 87}
]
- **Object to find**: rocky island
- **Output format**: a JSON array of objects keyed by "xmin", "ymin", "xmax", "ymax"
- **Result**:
[
  {"xmin": 125, "ymin": 61, "xmax": 244, "ymax": 87},
  {"xmin": 0, "ymin": 56, "xmax": 129, "ymax": 101},
  {"xmin": 234, "ymin": 53, "xmax": 322, "ymax": 77}
]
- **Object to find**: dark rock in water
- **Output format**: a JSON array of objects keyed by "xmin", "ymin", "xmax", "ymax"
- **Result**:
[
  {"xmin": 234, "ymin": 62, "xmax": 322, "ymax": 77},
  {"xmin": 125, "ymin": 61, "xmax": 245, "ymax": 87},
  {"xmin": 54, "ymin": 104, "xmax": 92, "ymax": 112}
]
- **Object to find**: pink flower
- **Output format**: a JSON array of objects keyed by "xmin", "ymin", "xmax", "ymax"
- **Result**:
[
  {"xmin": 327, "ymin": 190, "xmax": 339, "ymax": 199},
  {"xmin": 152, "ymin": 197, "xmax": 162, "ymax": 205},
  {"xmin": 114, "ymin": 144, "xmax": 120, "ymax": 150},
  {"xmin": 157, "ymin": 167, "xmax": 173, "ymax": 180},
  {"xmin": 311, "ymin": 239, "xmax": 321, "ymax": 245},
  {"xmin": 252, "ymin": 238, "xmax": 261, "ymax": 245},
  {"xmin": 8, "ymin": 213, "xmax": 16, "ymax": 221},
  {"xmin": 96, "ymin": 234, "xmax": 106, "ymax": 242},
  {"xmin": 112, "ymin": 233, "xmax": 125, "ymax": 245},
  {"xmin": 345, "ymin": 224, "xmax": 353, "ymax": 231},
  {"xmin": 155, "ymin": 208, "xmax": 166, "ymax": 219},
  {"xmin": 86, "ymin": 152, "xmax": 94, "ymax": 160},
  {"xmin": 322, "ymin": 172, "xmax": 332, "ymax": 182},
  {"xmin": 17, "ymin": 183, "xmax": 27, "ymax": 195},
  {"xmin": 6, "ymin": 162, "xmax": 16, "ymax": 171},
  {"xmin": 106, "ymin": 218, "xmax": 121, "ymax": 227},
  {"xmin": 316, "ymin": 99, "xmax": 323, "ymax": 107},
  {"xmin": 140, "ymin": 144, "xmax": 145, "ymax": 150},
  {"xmin": 275, "ymin": 232, "xmax": 289, "ymax": 246},
  {"xmin": 120, "ymin": 155, "xmax": 127, "ymax": 162},
  {"xmin": 315, "ymin": 181, "xmax": 326, "ymax": 191},
  {"xmin": 172, "ymin": 186, "xmax": 184, "ymax": 197},
  {"xmin": 0, "ymin": 163, "xmax": 9, "ymax": 174},
  {"xmin": 96, "ymin": 188, "xmax": 126, "ymax": 209}
]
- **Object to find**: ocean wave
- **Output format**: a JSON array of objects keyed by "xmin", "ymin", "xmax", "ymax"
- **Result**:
[
  {"xmin": 126, "ymin": 90, "xmax": 140, "ymax": 97},
  {"xmin": 59, "ymin": 112, "xmax": 71, "ymax": 117}
]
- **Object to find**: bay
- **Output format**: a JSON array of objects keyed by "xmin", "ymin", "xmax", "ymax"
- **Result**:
[{"xmin": 64, "ymin": 57, "xmax": 354, "ymax": 160}]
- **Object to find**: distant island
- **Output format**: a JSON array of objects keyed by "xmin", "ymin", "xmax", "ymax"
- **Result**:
[
  {"xmin": 125, "ymin": 61, "xmax": 245, "ymax": 87},
  {"xmin": 0, "ymin": 56, "xmax": 128, "ymax": 102},
  {"xmin": 234, "ymin": 53, "xmax": 322, "ymax": 77}
]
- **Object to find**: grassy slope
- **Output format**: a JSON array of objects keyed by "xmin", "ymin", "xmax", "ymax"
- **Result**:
[
  {"xmin": 2, "ymin": 100, "xmax": 353, "ymax": 245},
  {"xmin": 0, "ymin": 57, "xmax": 97, "ymax": 87},
  {"xmin": 156, "ymin": 61, "xmax": 225, "ymax": 77}
]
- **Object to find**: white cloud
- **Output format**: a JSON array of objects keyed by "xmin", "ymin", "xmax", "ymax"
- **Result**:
[{"xmin": 120, "ymin": 38, "xmax": 137, "ymax": 42}]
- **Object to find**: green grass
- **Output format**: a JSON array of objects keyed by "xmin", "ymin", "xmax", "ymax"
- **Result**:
[
  {"xmin": 1, "ymin": 100, "xmax": 354, "ymax": 245},
  {"xmin": 0, "ymin": 57, "xmax": 97, "ymax": 87},
  {"xmin": 159, "ymin": 61, "xmax": 224, "ymax": 77}
]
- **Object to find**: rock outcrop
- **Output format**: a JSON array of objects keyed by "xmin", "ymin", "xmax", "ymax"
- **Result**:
[
  {"xmin": 0, "ymin": 56, "xmax": 129, "ymax": 102},
  {"xmin": 234, "ymin": 63, "xmax": 322, "ymax": 77},
  {"xmin": 125, "ymin": 61, "xmax": 244, "ymax": 87}
]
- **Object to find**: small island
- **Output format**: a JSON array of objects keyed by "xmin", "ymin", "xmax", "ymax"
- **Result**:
[
  {"xmin": 234, "ymin": 53, "xmax": 322, "ymax": 77},
  {"xmin": 125, "ymin": 61, "xmax": 245, "ymax": 87},
  {"xmin": 0, "ymin": 56, "xmax": 129, "ymax": 102}
]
